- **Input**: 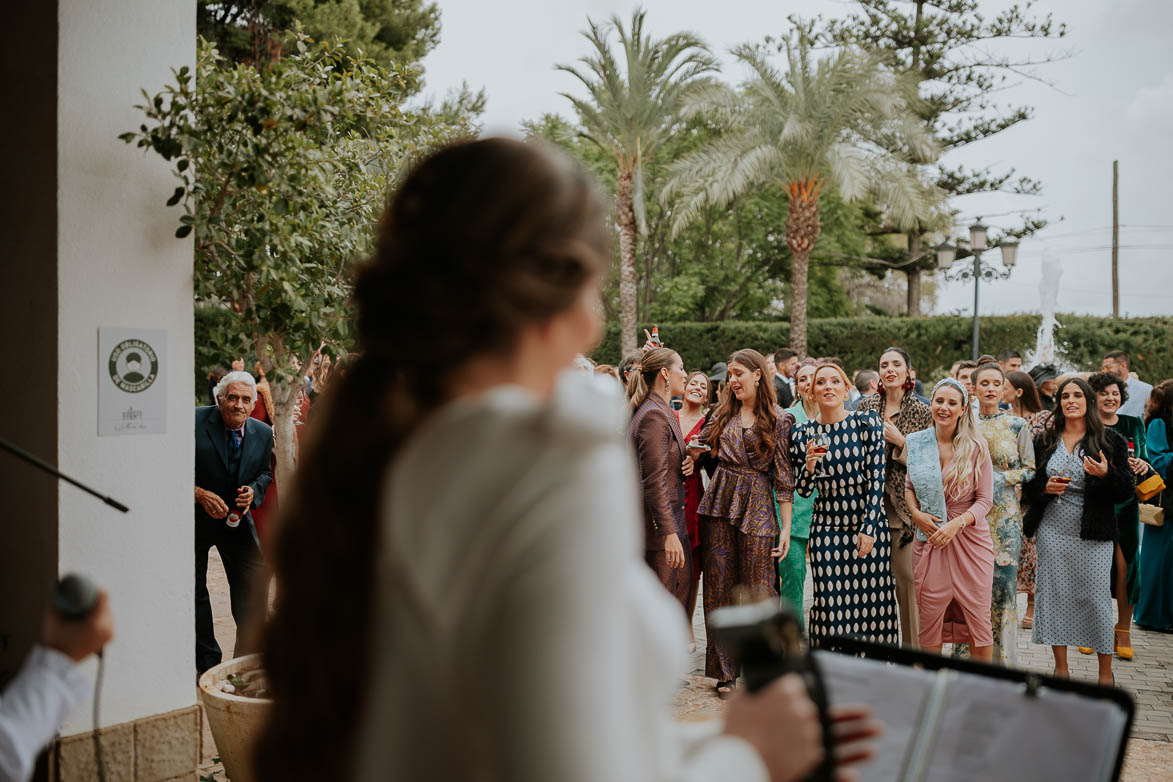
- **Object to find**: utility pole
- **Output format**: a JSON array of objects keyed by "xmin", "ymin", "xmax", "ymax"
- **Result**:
[{"xmin": 1112, "ymin": 160, "xmax": 1120, "ymax": 318}]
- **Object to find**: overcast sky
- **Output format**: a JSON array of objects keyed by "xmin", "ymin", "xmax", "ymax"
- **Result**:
[{"xmin": 419, "ymin": 0, "xmax": 1173, "ymax": 317}]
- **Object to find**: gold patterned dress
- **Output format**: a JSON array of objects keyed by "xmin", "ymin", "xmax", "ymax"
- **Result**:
[{"xmin": 972, "ymin": 412, "xmax": 1036, "ymax": 665}]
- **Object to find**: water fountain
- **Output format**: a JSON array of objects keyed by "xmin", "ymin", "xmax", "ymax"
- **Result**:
[{"xmin": 1026, "ymin": 250, "xmax": 1063, "ymax": 368}]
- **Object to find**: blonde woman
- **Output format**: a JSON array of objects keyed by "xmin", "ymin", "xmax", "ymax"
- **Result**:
[
  {"xmin": 904, "ymin": 378, "xmax": 995, "ymax": 661},
  {"xmin": 790, "ymin": 362, "xmax": 898, "ymax": 647}
]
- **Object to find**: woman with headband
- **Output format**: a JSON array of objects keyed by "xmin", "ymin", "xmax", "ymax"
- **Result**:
[
  {"xmin": 858, "ymin": 347, "xmax": 932, "ymax": 647},
  {"xmin": 791, "ymin": 362, "xmax": 899, "ymax": 647},
  {"xmin": 904, "ymin": 378, "xmax": 996, "ymax": 660}
]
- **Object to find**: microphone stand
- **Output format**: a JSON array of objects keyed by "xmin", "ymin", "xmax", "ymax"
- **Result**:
[{"xmin": 0, "ymin": 434, "xmax": 126, "ymax": 782}]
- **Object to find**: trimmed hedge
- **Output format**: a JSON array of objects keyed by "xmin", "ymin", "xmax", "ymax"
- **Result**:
[{"xmin": 592, "ymin": 315, "xmax": 1173, "ymax": 384}]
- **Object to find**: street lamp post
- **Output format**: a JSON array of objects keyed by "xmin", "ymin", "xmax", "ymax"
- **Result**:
[{"xmin": 936, "ymin": 220, "xmax": 1020, "ymax": 361}]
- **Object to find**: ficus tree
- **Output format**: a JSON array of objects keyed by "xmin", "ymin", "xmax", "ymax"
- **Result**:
[{"xmin": 124, "ymin": 36, "xmax": 473, "ymax": 486}]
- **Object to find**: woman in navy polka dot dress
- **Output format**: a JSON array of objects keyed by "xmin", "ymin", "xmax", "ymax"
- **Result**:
[{"xmin": 791, "ymin": 363, "xmax": 900, "ymax": 647}]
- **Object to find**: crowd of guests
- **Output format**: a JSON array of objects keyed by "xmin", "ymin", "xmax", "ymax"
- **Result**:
[{"xmin": 620, "ymin": 339, "xmax": 1173, "ymax": 693}]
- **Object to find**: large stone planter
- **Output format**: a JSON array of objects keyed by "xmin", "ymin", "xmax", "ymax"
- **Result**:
[{"xmin": 198, "ymin": 654, "xmax": 272, "ymax": 782}]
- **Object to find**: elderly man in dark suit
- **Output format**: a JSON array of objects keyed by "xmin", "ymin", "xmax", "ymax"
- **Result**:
[{"xmin": 194, "ymin": 370, "xmax": 273, "ymax": 676}]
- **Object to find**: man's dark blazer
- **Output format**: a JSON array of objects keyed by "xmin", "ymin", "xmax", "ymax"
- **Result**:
[
  {"xmin": 774, "ymin": 374, "xmax": 794, "ymax": 409},
  {"xmin": 194, "ymin": 405, "xmax": 273, "ymax": 529}
]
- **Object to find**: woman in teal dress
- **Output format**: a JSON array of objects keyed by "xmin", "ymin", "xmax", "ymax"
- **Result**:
[
  {"xmin": 971, "ymin": 363, "xmax": 1035, "ymax": 665},
  {"xmin": 1136, "ymin": 380, "xmax": 1173, "ymax": 631},
  {"xmin": 777, "ymin": 359, "xmax": 818, "ymax": 627},
  {"xmin": 1089, "ymin": 371, "xmax": 1151, "ymax": 658}
]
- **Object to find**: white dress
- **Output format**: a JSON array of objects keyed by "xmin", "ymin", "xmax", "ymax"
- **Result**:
[{"xmin": 356, "ymin": 373, "xmax": 767, "ymax": 781}]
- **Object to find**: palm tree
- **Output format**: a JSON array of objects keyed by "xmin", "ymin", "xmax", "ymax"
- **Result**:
[
  {"xmin": 664, "ymin": 35, "xmax": 939, "ymax": 355},
  {"xmin": 557, "ymin": 9, "xmax": 718, "ymax": 355}
]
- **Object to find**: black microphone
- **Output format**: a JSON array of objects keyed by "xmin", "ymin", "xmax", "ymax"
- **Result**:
[{"xmin": 52, "ymin": 574, "xmax": 100, "ymax": 620}]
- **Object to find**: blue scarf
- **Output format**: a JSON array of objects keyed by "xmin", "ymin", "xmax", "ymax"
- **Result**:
[{"xmin": 906, "ymin": 378, "xmax": 969, "ymax": 541}]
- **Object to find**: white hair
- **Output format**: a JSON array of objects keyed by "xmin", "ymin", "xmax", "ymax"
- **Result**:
[{"xmin": 215, "ymin": 370, "xmax": 258, "ymax": 402}]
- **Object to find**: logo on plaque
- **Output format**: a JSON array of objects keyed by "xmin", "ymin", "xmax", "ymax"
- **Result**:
[{"xmin": 108, "ymin": 339, "xmax": 159, "ymax": 393}]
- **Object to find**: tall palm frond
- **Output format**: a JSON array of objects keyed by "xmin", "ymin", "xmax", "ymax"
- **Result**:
[{"xmin": 557, "ymin": 8, "xmax": 718, "ymax": 354}]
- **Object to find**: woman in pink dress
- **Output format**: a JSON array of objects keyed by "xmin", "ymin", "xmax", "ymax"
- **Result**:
[{"xmin": 904, "ymin": 378, "xmax": 995, "ymax": 660}]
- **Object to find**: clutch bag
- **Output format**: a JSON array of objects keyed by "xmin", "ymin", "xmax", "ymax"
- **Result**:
[{"xmin": 1136, "ymin": 472, "xmax": 1166, "ymax": 502}]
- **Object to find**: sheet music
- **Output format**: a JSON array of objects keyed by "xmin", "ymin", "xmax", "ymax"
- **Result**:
[
  {"xmin": 921, "ymin": 674, "xmax": 1127, "ymax": 782},
  {"xmin": 813, "ymin": 651, "xmax": 1129, "ymax": 782},
  {"xmin": 813, "ymin": 651, "xmax": 935, "ymax": 781}
]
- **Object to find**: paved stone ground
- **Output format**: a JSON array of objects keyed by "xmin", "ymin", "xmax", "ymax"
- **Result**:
[
  {"xmin": 200, "ymin": 548, "xmax": 1171, "ymax": 780},
  {"xmin": 676, "ymin": 571, "xmax": 1173, "ymax": 779}
]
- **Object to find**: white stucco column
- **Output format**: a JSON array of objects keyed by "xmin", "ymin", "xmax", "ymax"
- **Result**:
[{"xmin": 56, "ymin": 0, "xmax": 196, "ymax": 734}]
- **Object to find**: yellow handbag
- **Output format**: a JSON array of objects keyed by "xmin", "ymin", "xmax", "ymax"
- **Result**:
[{"xmin": 1137, "ymin": 472, "xmax": 1166, "ymax": 502}]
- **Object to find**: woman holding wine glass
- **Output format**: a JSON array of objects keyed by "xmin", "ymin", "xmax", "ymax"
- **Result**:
[
  {"xmin": 691, "ymin": 349, "xmax": 795, "ymax": 698},
  {"xmin": 677, "ymin": 370, "xmax": 710, "ymax": 649},
  {"xmin": 1022, "ymin": 377, "xmax": 1134, "ymax": 685},
  {"xmin": 790, "ymin": 362, "xmax": 898, "ymax": 647}
]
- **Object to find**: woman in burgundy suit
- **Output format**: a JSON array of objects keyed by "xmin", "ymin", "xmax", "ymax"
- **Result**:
[{"xmin": 627, "ymin": 347, "xmax": 694, "ymax": 616}]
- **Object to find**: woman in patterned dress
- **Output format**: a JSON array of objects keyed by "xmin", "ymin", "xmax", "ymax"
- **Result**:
[
  {"xmin": 972, "ymin": 363, "xmax": 1036, "ymax": 665},
  {"xmin": 791, "ymin": 362, "xmax": 899, "ymax": 647},
  {"xmin": 904, "ymin": 378, "xmax": 995, "ymax": 661},
  {"xmin": 692, "ymin": 349, "xmax": 795, "ymax": 697},
  {"xmin": 858, "ymin": 347, "xmax": 933, "ymax": 647},
  {"xmin": 1023, "ymin": 378, "xmax": 1133, "ymax": 686},
  {"xmin": 1006, "ymin": 369, "xmax": 1050, "ymax": 628}
]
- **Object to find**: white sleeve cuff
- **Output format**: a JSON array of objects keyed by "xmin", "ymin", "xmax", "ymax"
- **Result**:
[{"xmin": 675, "ymin": 721, "xmax": 769, "ymax": 782}]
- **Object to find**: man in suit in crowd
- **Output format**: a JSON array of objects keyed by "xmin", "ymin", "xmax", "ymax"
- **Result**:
[
  {"xmin": 194, "ymin": 370, "xmax": 273, "ymax": 676},
  {"xmin": 773, "ymin": 348, "xmax": 798, "ymax": 408}
]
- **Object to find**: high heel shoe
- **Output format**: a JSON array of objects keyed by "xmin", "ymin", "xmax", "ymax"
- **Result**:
[{"xmin": 1114, "ymin": 628, "xmax": 1134, "ymax": 660}]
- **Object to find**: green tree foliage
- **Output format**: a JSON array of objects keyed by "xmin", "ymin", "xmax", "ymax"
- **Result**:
[
  {"xmin": 197, "ymin": 0, "xmax": 440, "ymax": 82},
  {"xmin": 123, "ymin": 37, "xmax": 473, "ymax": 481},
  {"xmin": 592, "ymin": 316, "xmax": 1173, "ymax": 386},
  {"xmin": 663, "ymin": 35, "xmax": 940, "ymax": 355},
  {"xmin": 525, "ymin": 111, "xmax": 872, "ymax": 327},
  {"xmin": 556, "ymin": 9, "xmax": 719, "ymax": 355},
  {"xmin": 798, "ymin": 0, "xmax": 1068, "ymax": 313}
]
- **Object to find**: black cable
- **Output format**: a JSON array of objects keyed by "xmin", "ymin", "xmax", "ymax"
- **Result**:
[{"xmin": 93, "ymin": 651, "xmax": 106, "ymax": 782}]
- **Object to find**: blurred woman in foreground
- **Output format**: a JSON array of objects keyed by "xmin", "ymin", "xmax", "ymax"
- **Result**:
[{"xmin": 254, "ymin": 139, "xmax": 875, "ymax": 782}]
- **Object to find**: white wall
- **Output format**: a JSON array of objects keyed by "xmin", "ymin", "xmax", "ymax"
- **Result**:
[{"xmin": 57, "ymin": 0, "xmax": 195, "ymax": 733}]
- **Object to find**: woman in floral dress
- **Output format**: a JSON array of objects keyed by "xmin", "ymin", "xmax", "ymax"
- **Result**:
[{"xmin": 972, "ymin": 363, "xmax": 1036, "ymax": 665}]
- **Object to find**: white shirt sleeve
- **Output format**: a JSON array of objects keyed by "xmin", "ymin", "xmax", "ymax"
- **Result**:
[
  {"xmin": 0, "ymin": 646, "xmax": 90, "ymax": 782},
  {"xmin": 482, "ymin": 442, "xmax": 768, "ymax": 782}
]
